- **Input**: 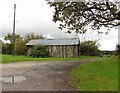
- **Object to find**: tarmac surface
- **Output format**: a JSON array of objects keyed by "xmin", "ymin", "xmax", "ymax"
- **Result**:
[{"xmin": 1, "ymin": 59, "xmax": 96, "ymax": 91}]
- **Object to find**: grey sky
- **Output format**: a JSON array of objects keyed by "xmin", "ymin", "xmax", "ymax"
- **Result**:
[{"xmin": 0, "ymin": 0, "xmax": 118, "ymax": 50}]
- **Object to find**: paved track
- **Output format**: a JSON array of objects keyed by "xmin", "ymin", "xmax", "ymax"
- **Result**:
[{"xmin": 2, "ymin": 59, "xmax": 97, "ymax": 91}]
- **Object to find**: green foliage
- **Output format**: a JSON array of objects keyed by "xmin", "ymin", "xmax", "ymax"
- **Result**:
[
  {"xmin": 2, "ymin": 34, "xmax": 26, "ymax": 55},
  {"xmin": 2, "ymin": 43, "xmax": 12, "ymax": 54},
  {"xmin": 0, "ymin": 41, "xmax": 2, "ymax": 54},
  {"xmin": 24, "ymin": 33, "xmax": 44, "ymax": 43},
  {"xmin": 3, "ymin": 33, "xmax": 25, "ymax": 55},
  {"xmin": 4, "ymin": 33, "xmax": 22, "ymax": 44},
  {"xmin": 48, "ymin": 1, "xmax": 120, "ymax": 33},
  {"xmin": 69, "ymin": 57, "xmax": 118, "ymax": 91},
  {"xmin": 28, "ymin": 45, "xmax": 49, "ymax": 58},
  {"xmin": 80, "ymin": 40, "xmax": 100, "ymax": 56},
  {"xmin": 15, "ymin": 38, "xmax": 26, "ymax": 55},
  {"xmin": 116, "ymin": 44, "xmax": 120, "ymax": 56},
  {"xmin": 2, "ymin": 40, "xmax": 26, "ymax": 55},
  {"xmin": 3, "ymin": 33, "xmax": 44, "ymax": 55}
]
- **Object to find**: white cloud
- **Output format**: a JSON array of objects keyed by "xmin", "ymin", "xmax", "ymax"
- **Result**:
[
  {"xmin": 0, "ymin": 0, "xmax": 118, "ymax": 50},
  {"xmin": 99, "ymin": 39, "xmax": 118, "ymax": 50}
]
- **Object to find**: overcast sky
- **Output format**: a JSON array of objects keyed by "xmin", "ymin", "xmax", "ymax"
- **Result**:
[{"xmin": 0, "ymin": 0, "xmax": 118, "ymax": 50}]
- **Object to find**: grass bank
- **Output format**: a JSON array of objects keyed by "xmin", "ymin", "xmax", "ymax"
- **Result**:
[
  {"xmin": 69, "ymin": 56, "xmax": 118, "ymax": 91},
  {"xmin": 2, "ymin": 54, "xmax": 97, "ymax": 63}
]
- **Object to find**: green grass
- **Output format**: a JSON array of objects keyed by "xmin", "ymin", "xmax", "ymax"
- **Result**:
[
  {"xmin": 69, "ymin": 56, "xmax": 118, "ymax": 91},
  {"xmin": 1, "ymin": 54, "xmax": 97, "ymax": 63}
]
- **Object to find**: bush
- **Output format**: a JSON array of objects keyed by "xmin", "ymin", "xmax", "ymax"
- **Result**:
[
  {"xmin": 27, "ymin": 45, "xmax": 49, "ymax": 58},
  {"xmin": 80, "ymin": 40, "xmax": 100, "ymax": 56},
  {"xmin": 2, "ymin": 43, "xmax": 12, "ymax": 54},
  {"xmin": 15, "ymin": 39, "xmax": 26, "ymax": 55},
  {"xmin": 116, "ymin": 44, "xmax": 120, "ymax": 56}
]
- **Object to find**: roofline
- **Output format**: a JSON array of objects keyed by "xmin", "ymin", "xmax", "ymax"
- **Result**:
[{"xmin": 26, "ymin": 38, "xmax": 80, "ymax": 46}]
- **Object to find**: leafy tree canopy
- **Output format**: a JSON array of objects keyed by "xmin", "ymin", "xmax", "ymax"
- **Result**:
[
  {"xmin": 4, "ymin": 33, "xmax": 22, "ymax": 43},
  {"xmin": 3, "ymin": 33, "xmax": 44, "ymax": 55},
  {"xmin": 48, "ymin": 0, "xmax": 120, "ymax": 34},
  {"xmin": 24, "ymin": 33, "xmax": 44, "ymax": 43},
  {"xmin": 4, "ymin": 33, "xmax": 44, "ymax": 43}
]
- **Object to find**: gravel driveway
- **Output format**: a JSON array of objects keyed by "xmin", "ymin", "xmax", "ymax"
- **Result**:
[{"xmin": 2, "ymin": 59, "xmax": 96, "ymax": 91}]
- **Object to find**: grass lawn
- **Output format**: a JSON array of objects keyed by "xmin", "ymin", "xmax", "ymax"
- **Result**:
[
  {"xmin": 69, "ymin": 56, "xmax": 118, "ymax": 91},
  {"xmin": 1, "ymin": 54, "xmax": 97, "ymax": 63}
]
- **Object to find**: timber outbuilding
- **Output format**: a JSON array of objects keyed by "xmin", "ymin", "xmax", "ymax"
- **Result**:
[{"xmin": 26, "ymin": 38, "xmax": 80, "ymax": 58}]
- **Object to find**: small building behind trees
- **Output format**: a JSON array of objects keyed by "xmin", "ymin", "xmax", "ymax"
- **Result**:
[
  {"xmin": 100, "ymin": 50, "xmax": 115, "ymax": 55},
  {"xmin": 26, "ymin": 38, "xmax": 80, "ymax": 58}
]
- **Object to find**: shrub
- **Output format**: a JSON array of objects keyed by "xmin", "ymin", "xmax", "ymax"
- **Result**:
[
  {"xmin": 27, "ymin": 45, "xmax": 49, "ymax": 58},
  {"xmin": 80, "ymin": 40, "xmax": 100, "ymax": 56},
  {"xmin": 2, "ymin": 43, "xmax": 12, "ymax": 54},
  {"xmin": 15, "ymin": 39, "xmax": 26, "ymax": 55},
  {"xmin": 116, "ymin": 44, "xmax": 120, "ymax": 56}
]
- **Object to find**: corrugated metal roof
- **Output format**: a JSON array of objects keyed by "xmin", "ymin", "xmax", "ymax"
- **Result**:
[{"xmin": 26, "ymin": 38, "xmax": 80, "ymax": 46}]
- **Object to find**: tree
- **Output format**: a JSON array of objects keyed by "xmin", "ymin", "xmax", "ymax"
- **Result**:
[
  {"xmin": 4, "ymin": 33, "xmax": 23, "ymax": 55},
  {"xmin": 3, "ymin": 33, "xmax": 44, "ymax": 55},
  {"xmin": 2, "ymin": 42, "xmax": 12, "ymax": 54},
  {"xmin": 48, "ymin": 1, "xmax": 120, "ymax": 33},
  {"xmin": 80, "ymin": 40, "xmax": 100, "ymax": 56},
  {"xmin": 116, "ymin": 44, "xmax": 120, "ymax": 56},
  {"xmin": 0, "ymin": 40, "xmax": 2, "ymax": 54},
  {"xmin": 4, "ymin": 33, "xmax": 22, "ymax": 44},
  {"xmin": 24, "ymin": 33, "xmax": 44, "ymax": 43},
  {"xmin": 15, "ymin": 38, "xmax": 26, "ymax": 55}
]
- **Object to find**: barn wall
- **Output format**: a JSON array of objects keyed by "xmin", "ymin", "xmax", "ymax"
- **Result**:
[{"xmin": 47, "ymin": 45, "xmax": 79, "ymax": 58}]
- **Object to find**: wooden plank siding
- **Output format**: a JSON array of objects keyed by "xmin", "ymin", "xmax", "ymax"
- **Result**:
[{"xmin": 47, "ymin": 45, "xmax": 79, "ymax": 58}]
